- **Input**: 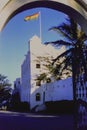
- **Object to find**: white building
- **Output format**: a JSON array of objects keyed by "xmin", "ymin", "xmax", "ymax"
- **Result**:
[
  {"xmin": 20, "ymin": 35, "xmax": 73, "ymax": 110},
  {"xmin": 21, "ymin": 51, "xmax": 30, "ymax": 102}
]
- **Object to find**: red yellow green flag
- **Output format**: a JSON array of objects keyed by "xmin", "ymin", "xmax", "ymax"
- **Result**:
[{"xmin": 24, "ymin": 12, "xmax": 39, "ymax": 21}]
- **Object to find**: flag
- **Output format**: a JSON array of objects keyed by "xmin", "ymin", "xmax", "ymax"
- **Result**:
[{"xmin": 24, "ymin": 12, "xmax": 39, "ymax": 21}]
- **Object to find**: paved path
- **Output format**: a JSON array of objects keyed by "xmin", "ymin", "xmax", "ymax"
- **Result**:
[{"xmin": 0, "ymin": 111, "xmax": 74, "ymax": 130}]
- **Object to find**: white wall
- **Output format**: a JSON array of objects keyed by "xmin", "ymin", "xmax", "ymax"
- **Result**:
[
  {"xmin": 30, "ymin": 86, "xmax": 44, "ymax": 109},
  {"xmin": 44, "ymin": 77, "xmax": 73, "ymax": 102},
  {"xmin": 30, "ymin": 77, "xmax": 73, "ymax": 109},
  {"xmin": 21, "ymin": 51, "xmax": 30, "ymax": 102},
  {"xmin": 20, "ymin": 35, "xmax": 73, "ymax": 109}
]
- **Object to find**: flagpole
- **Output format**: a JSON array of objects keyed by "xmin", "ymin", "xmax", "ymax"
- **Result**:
[
  {"xmin": 24, "ymin": 12, "xmax": 42, "ymax": 42},
  {"xmin": 39, "ymin": 12, "xmax": 42, "ymax": 42}
]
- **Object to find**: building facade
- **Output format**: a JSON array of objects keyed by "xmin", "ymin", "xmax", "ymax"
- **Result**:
[{"xmin": 19, "ymin": 35, "xmax": 73, "ymax": 110}]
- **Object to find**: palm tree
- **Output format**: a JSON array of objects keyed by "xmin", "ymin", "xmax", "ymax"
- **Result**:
[
  {"xmin": 45, "ymin": 18, "xmax": 87, "ymax": 128},
  {"xmin": 45, "ymin": 17, "xmax": 87, "ymax": 101}
]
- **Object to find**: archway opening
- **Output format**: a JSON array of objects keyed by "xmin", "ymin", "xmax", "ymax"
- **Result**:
[{"xmin": 0, "ymin": 1, "xmax": 87, "ymax": 128}]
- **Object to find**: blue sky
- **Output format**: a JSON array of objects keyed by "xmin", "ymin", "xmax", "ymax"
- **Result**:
[{"xmin": 0, "ymin": 7, "xmax": 67, "ymax": 85}]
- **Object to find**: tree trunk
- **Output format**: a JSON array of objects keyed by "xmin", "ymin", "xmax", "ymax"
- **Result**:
[{"xmin": 72, "ymin": 51, "xmax": 78, "ymax": 130}]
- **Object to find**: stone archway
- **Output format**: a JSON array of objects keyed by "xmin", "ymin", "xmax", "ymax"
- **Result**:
[{"xmin": 0, "ymin": 0, "xmax": 87, "ymax": 33}]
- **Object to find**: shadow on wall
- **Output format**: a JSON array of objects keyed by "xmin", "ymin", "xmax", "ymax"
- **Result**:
[
  {"xmin": 45, "ymin": 100, "xmax": 74, "ymax": 114},
  {"xmin": 31, "ymin": 100, "xmax": 74, "ymax": 114}
]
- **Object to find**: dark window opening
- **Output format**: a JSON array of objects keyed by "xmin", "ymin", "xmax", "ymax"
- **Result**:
[
  {"xmin": 36, "ymin": 81, "xmax": 41, "ymax": 86},
  {"xmin": 36, "ymin": 64, "xmax": 40, "ymax": 68},
  {"xmin": 36, "ymin": 93, "xmax": 40, "ymax": 101}
]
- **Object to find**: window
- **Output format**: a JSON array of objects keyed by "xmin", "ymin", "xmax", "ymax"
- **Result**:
[
  {"xmin": 36, "ymin": 64, "xmax": 40, "ymax": 68},
  {"xmin": 36, "ymin": 81, "xmax": 41, "ymax": 86},
  {"xmin": 36, "ymin": 93, "xmax": 40, "ymax": 101}
]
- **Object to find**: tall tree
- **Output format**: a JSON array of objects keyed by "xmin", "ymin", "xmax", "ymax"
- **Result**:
[
  {"xmin": 0, "ymin": 74, "xmax": 12, "ymax": 103},
  {"xmin": 45, "ymin": 17, "xmax": 87, "ymax": 101}
]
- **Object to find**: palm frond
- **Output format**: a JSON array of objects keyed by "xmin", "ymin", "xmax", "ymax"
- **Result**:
[
  {"xmin": 52, "ymin": 48, "xmax": 73, "ymax": 64},
  {"xmin": 61, "ymin": 57, "xmax": 72, "ymax": 72},
  {"xmin": 36, "ymin": 73, "xmax": 47, "ymax": 82},
  {"xmin": 49, "ymin": 26, "xmax": 66, "ymax": 37},
  {"xmin": 78, "ymin": 33, "xmax": 87, "ymax": 43},
  {"xmin": 69, "ymin": 18, "xmax": 78, "ymax": 39},
  {"xmin": 59, "ymin": 23, "xmax": 71, "ymax": 37},
  {"xmin": 54, "ymin": 54, "xmax": 72, "ymax": 77},
  {"xmin": 44, "ymin": 40, "xmax": 72, "ymax": 47},
  {"xmin": 49, "ymin": 26, "xmax": 75, "ymax": 43}
]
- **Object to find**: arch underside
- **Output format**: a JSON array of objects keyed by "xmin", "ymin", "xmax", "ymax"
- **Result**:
[{"xmin": 0, "ymin": 0, "xmax": 87, "ymax": 33}]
